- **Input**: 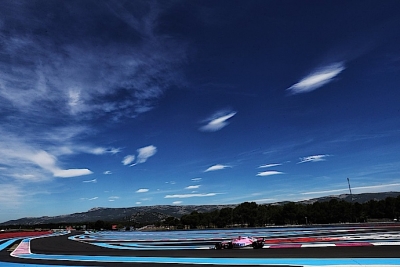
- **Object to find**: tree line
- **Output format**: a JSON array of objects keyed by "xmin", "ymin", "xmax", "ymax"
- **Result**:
[
  {"xmin": 169, "ymin": 196, "xmax": 400, "ymax": 229},
  {"xmin": 3, "ymin": 196, "xmax": 400, "ymax": 230}
]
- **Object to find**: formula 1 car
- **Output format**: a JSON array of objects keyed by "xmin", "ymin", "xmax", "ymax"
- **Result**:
[{"xmin": 214, "ymin": 236, "xmax": 265, "ymax": 249}]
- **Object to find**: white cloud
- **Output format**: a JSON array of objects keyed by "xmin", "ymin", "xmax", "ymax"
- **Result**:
[
  {"xmin": 256, "ymin": 171, "xmax": 283, "ymax": 177},
  {"xmin": 301, "ymin": 188, "xmax": 347, "ymax": 195},
  {"xmin": 191, "ymin": 177, "xmax": 202, "ymax": 181},
  {"xmin": 54, "ymin": 169, "xmax": 92, "ymax": 178},
  {"xmin": 185, "ymin": 185, "xmax": 201, "ymax": 190},
  {"xmin": 131, "ymin": 145, "xmax": 157, "ymax": 166},
  {"xmin": 298, "ymin": 154, "xmax": 329, "ymax": 164},
  {"xmin": 11, "ymin": 174, "xmax": 37, "ymax": 181},
  {"xmin": 258, "ymin": 163, "xmax": 281, "ymax": 168},
  {"xmin": 200, "ymin": 111, "xmax": 237, "ymax": 132},
  {"xmin": 0, "ymin": 146, "xmax": 92, "ymax": 179},
  {"xmin": 136, "ymin": 188, "xmax": 149, "ymax": 193},
  {"xmin": 103, "ymin": 171, "xmax": 112, "ymax": 175},
  {"xmin": 122, "ymin": 155, "xmax": 135, "ymax": 165},
  {"xmin": 83, "ymin": 179, "xmax": 97, "ymax": 183},
  {"xmin": 165, "ymin": 193, "xmax": 219, "ymax": 198},
  {"xmin": 136, "ymin": 202, "xmax": 142, "ymax": 205},
  {"xmin": 108, "ymin": 196, "xmax": 120, "ymax": 202},
  {"xmin": 80, "ymin": 196, "xmax": 99, "ymax": 201},
  {"xmin": 204, "ymin": 164, "xmax": 230, "ymax": 172},
  {"xmin": 89, "ymin": 147, "xmax": 121, "ymax": 155},
  {"xmin": 173, "ymin": 201, "xmax": 183, "ymax": 205},
  {"xmin": 287, "ymin": 62, "xmax": 345, "ymax": 94}
]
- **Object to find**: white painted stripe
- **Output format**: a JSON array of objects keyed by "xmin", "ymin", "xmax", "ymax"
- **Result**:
[{"xmin": 301, "ymin": 243, "xmax": 337, "ymax": 248}]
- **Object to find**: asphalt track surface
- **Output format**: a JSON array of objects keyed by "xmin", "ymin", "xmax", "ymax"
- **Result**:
[{"xmin": 1, "ymin": 229, "xmax": 400, "ymax": 267}]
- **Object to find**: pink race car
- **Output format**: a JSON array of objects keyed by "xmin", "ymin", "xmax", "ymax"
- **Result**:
[{"xmin": 214, "ymin": 236, "xmax": 265, "ymax": 249}]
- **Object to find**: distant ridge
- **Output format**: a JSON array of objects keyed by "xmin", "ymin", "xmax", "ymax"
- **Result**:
[
  {"xmin": 1, "ymin": 192, "xmax": 399, "ymax": 225},
  {"xmin": 0, "ymin": 205, "xmax": 234, "ymax": 226},
  {"xmin": 297, "ymin": 191, "xmax": 400, "ymax": 205}
]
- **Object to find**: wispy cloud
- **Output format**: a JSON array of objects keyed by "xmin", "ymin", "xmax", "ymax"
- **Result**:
[
  {"xmin": 103, "ymin": 171, "xmax": 112, "ymax": 175},
  {"xmin": 54, "ymin": 169, "xmax": 92, "ymax": 178},
  {"xmin": 83, "ymin": 179, "xmax": 97, "ymax": 183},
  {"xmin": 200, "ymin": 111, "xmax": 237, "ymax": 132},
  {"xmin": 301, "ymin": 188, "xmax": 347, "ymax": 195},
  {"xmin": 165, "ymin": 193, "xmax": 219, "ymax": 198},
  {"xmin": 136, "ymin": 188, "xmax": 149, "ymax": 193},
  {"xmin": 173, "ymin": 201, "xmax": 183, "ymax": 205},
  {"xmin": 27, "ymin": 150, "xmax": 92, "ymax": 178},
  {"xmin": 80, "ymin": 196, "xmax": 99, "ymax": 201},
  {"xmin": 298, "ymin": 154, "xmax": 329, "ymax": 164},
  {"xmin": 0, "ymin": 0, "xmax": 184, "ymax": 194},
  {"xmin": 122, "ymin": 155, "xmax": 135, "ymax": 166},
  {"xmin": 0, "ymin": 141, "xmax": 93, "ymax": 180},
  {"xmin": 185, "ymin": 185, "xmax": 201, "ymax": 190},
  {"xmin": 256, "ymin": 171, "xmax": 283, "ymax": 177},
  {"xmin": 88, "ymin": 147, "xmax": 121, "ymax": 155},
  {"xmin": 287, "ymin": 62, "xmax": 345, "ymax": 94},
  {"xmin": 258, "ymin": 163, "xmax": 281, "ymax": 168},
  {"xmin": 130, "ymin": 145, "xmax": 157, "ymax": 166},
  {"xmin": 136, "ymin": 145, "xmax": 157, "ymax": 164},
  {"xmin": 204, "ymin": 164, "xmax": 230, "ymax": 172},
  {"xmin": 191, "ymin": 177, "xmax": 202, "ymax": 181},
  {"xmin": 0, "ymin": 184, "xmax": 24, "ymax": 208},
  {"xmin": 108, "ymin": 196, "xmax": 120, "ymax": 202}
]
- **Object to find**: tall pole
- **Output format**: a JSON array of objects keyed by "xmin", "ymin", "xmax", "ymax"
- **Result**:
[
  {"xmin": 347, "ymin": 178, "xmax": 353, "ymax": 223},
  {"xmin": 347, "ymin": 178, "xmax": 352, "ymax": 198}
]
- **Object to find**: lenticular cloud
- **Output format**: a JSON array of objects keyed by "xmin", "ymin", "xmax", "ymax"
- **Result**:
[
  {"xmin": 200, "ymin": 111, "xmax": 236, "ymax": 132},
  {"xmin": 287, "ymin": 62, "xmax": 345, "ymax": 94}
]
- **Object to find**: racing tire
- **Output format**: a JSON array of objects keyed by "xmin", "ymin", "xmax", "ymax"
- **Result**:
[
  {"xmin": 215, "ymin": 242, "xmax": 222, "ymax": 250},
  {"xmin": 252, "ymin": 241, "xmax": 264, "ymax": 249}
]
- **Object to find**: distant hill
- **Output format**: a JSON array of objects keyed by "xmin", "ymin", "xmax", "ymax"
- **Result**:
[
  {"xmin": 297, "ymin": 191, "xmax": 400, "ymax": 205},
  {"xmin": 0, "ymin": 205, "xmax": 234, "ymax": 226},
  {"xmin": 2, "ymin": 192, "xmax": 399, "ymax": 226}
]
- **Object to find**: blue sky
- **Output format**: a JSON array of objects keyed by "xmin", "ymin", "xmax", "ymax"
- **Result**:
[{"xmin": 1, "ymin": 0, "xmax": 400, "ymax": 223}]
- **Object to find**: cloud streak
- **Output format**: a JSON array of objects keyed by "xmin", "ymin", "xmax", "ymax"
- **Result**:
[
  {"xmin": 200, "ymin": 111, "xmax": 237, "ymax": 132},
  {"xmin": 185, "ymin": 185, "xmax": 201, "ymax": 189},
  {"xmin": 83, "ymin": 179, "xmax": 97, "ymax": 183},
  {"xmin": 165, "ymin": 193, "xmax": 219, "ymax": 198},
  {"xmin": 204, "ymin": 164, "xmax": 230, "ymax": 172},
  {"xmin": 258, "ymin": 163, "xmax": 281, "ymax": 168},
  {"xmin": 256, "ymin": 171, "xmax": 283, "ymax": 177},
  {"xmin": 136, "ymin": 188, "xmax": 149, "ymax": 193},
  {"xmin": 298, "ymin": 154, "xmax": 329, "ymax": 164},
  {"xmin": 287, "ymin": 62, "xmax": 345, "ymax": 94}
]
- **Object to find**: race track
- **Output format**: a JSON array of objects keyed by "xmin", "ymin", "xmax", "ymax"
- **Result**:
[{"xmin": 1, "ymin": 225, "xmax": 400, "ymax": 266}]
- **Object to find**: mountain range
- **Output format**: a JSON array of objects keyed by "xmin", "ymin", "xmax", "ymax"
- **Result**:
[{"xmin": 2, "ymin": 192, "xmax": 399, "ymax": 226}]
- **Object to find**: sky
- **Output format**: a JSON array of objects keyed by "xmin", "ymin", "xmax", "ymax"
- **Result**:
[{"xmin": 1, "ymin": 0, "xmax": 400, "ymax": 223}]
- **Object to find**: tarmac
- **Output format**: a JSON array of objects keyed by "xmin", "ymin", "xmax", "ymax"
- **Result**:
[{"xmin": 1, "ymin": 229, "xmax": 400, "ymax": 266}]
